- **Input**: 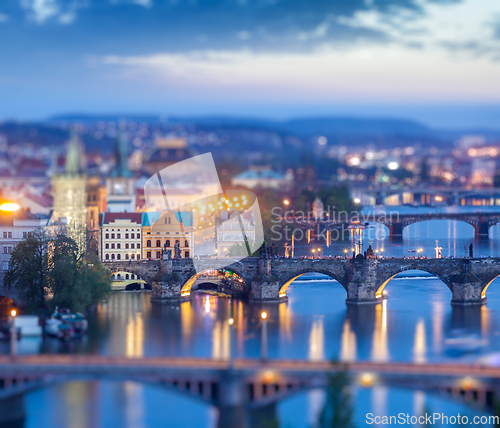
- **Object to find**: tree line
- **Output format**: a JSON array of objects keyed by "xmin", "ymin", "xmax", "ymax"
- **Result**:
[{"xmin": 4, "ymin": 229, "xmax": 111, "ymax": 312}]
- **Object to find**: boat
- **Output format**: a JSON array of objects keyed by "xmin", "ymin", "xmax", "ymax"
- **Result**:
[
  {"xmin": 444, "ymin": 329, "xmax": 487, "ymax": 354},
  {"xmin": 44, "ymin": 307, "xmax": 88, "ymax": 339}
]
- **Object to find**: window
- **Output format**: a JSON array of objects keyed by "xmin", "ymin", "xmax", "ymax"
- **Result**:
[
  {"xmin": 6, "ymin": 246, "xmax": 11, "ymax": 254},
  {"xmin": 23, "ymin": 232, "xmax": 27, "ymax": 238},
  {"xmin": 111, "ymin": 233, "xmax": 115, "ymax": 239},
  {"xmin": 125, "ymin": 233, "xmax": 129, "ymax": 239},
  {"xmin": 111, "ymin": 254, "xmax": 115, "ymax": 260},
  {"xmin": 147, "ymin": 240, "xmax": 151, "ymax": 247},
  {"xmin": 131, "ymin": 254, "xmax": 135, "ymax": 260},
  {"xmin": 111, "ymin": 243, "xmax": 115, "ymax": 249},
  {"xmin": 126, "ymin": 253, "xmax": 129, "ymax": 259},
  {"xmin": 131, "ymin": 233, "xmax": 135, "ymax": 239},
  {"xmin": 126, "ymin": 274, "xmax": 129, "ymax": 280},
  {"xmin": 166, "ymin": 240, "xmax": 170, "ymax": 247},
  {"xmin": 131, "ymin": 243, "xmax": 135, "ymax": 249},
  {"xmin": 184, "ymin": 251, "xmax": 190, "ymax": 259},
  {"xmin": 184, "ymin": 240, "xmax": 189, "ymax": 248},
  {"xmin": 117, "ymin": 254, "xmax": 121, "ymax": 260},
  {"xmin": 3, "ymin": 247, "xmax": 7, "ymax": 254},
  {"xmin": 2, "ymin": 232, "xmax": 6, "ymax": 238},
  {"xmin": 3, "ymin": 261, "xmax": 8, "ymax": 271},
  {"xmin": 175, "ymin": 239, "xmax": 180, "ymax": 246},
  {"xmin": 105, "ymin": 243, "xmax": 109, "ymax": 249},
  {"xmin": 8, "ymin": 232, "xmax": 12, "ymax": 238},
  {"xmin": 106, "ymin": 233, "xmax": 109, "ymax": 239},
  {"xmin": 137, "ymin": 254, "xmax": 140, "ymax": 260},
  {"xmin": 156, "ymin": 240, "xmax": 161, "ymax": 247},
  {"xmin": 117, "ymin": 233, "xmax": 121, "ymax": 239},
  {"xmin": 105, "ymin": 254, "xmax": 109, "ymax": 260},
  {"xmin": 156, "ymin": 251, "xmax": 161, "ymax": 259},
  {"xmin": 125, "ymin": 243, "xmax": 129, "ymax": 249},
  {"xmin": 137, "ymin": 243, "xmax": 140, "ymax": 249},
  {"xmin": 117, "ymin": 243, "xmax": 121, "ymax": 249},
  {"xmin": 147, "ymin": 251, "xmax": 151, "ymax": 258}
]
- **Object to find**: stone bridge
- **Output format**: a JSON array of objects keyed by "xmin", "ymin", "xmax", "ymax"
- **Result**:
[
  {"xmin": 106, "ymin": 257, "xmax": 500, "ymax": 305},
  {"xmin": 0, "ymin": 355, "xmax": 499, "ymax": 428},
  {"xmin": 295, "ymin": 212, "xmax": 500, "ymax": 238}
]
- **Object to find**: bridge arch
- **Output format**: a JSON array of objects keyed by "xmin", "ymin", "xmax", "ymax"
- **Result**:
[
  {"xmin": 110, "ymin": 270, "xmax": 152, "ymax": 290},
  {"xmin": 375, "ymin": 268, "xmax": 453, "ymax": 299},
  {"xmin": 278, "ymin": 270, "xmax": 346, "ymax": 299},
  {"xmin": 180, "ymin": 268, "xmax": 249, "ymax": 298}
]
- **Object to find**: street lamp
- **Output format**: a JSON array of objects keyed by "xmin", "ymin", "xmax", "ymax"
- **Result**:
[
  {"xmin": 261, "ymin": 311, "xmax": 268, "ymax": 362},
  {"xmin": 10, "ymin": 309, "xmax": 17, "ymax": 357},
  {"xmin": 344, "ymin": 248, "xmax": 348, "ymax": 259},
  {"xmin": 0, "ymin": 202, "xmax": 20, "ymax": 212},
  {"xmin": 283, "ymin": 199, "xmax": 290, "ymax": 206}
]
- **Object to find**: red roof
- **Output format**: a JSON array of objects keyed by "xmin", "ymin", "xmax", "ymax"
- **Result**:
[{"xmin": 100, "ymin": 212, "xmax": 142, "ymax": 226}]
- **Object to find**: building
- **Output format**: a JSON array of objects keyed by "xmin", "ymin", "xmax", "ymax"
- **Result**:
[
  {"xmin": 216, "ymin": 214, "xmax": 256, "ymax": 255},
  {"xmin": 312, "ymin": 197, "xmax": 324, "ymax": 220},
  {"xmin": 142, "ymin": 211, "xmax": 193, "ymax": 260},
  {"xmin": 51, "ymin": 131, "xmax": 87, "ymax": 247},
  {"xmin": 143, "ymin": 137, "xmax": 193, "ymax": 176},
  {"xmin": 0, "ymin": 209, "xmax": 47, "ymax": 271},
  {"xmin": 232, "ymin": 166, "xmax": 293, "ymax": 190},
  {"xmin": 106, "ymin": 133, "xmax": 136, "ymax": 213},
  {"xmin": 99, "ymin": 212, "xmax": 142, "ymax": 261}
]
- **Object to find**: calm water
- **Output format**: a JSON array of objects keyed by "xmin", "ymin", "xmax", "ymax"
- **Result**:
[{"xmin": 6, "ymin": 214, "xmax": 500, "ymax": 427}]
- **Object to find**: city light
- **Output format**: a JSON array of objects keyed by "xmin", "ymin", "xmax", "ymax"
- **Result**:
[
  {"xmin": 0, "ymin": 203, "xmax": 20, "ymax": 212},
  {"xmin": 387, "ymin": 161, "xmax": 399, "ymax": 170},
  {"xmin": 261, "ymin": 311, "xmax": 267, "ymax": 320},
  {"xmin": 283, "ymin": 199, "xmax": 290, "ymax": 205},
  {"xmin": 353, "ymin": 198, "xmax": 361, "ymax": 204},
  {"xmin": 10, "ymin": 309, "xmax": 17, "ymax": 317}
]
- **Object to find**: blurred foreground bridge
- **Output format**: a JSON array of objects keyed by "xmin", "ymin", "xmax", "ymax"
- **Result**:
[{"xmin": 0, "ymin": 355, "xmax": 498, "ymax": 428}]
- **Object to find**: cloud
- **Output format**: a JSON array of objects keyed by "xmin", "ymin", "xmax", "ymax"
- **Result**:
[{"xmin": 0, "ymin": 14, "xmax": 9, "ymax": 22}]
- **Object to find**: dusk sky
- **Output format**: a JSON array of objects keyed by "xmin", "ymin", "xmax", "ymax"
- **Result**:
[{"xmin": 1, "ymin": 0, "xmax": 500, "ymax": 127}]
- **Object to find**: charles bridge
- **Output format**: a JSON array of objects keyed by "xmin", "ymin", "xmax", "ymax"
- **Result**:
[
  {"xmin": 107, "ymin": 256, "xmax": 500, "ymax": 306},
  {"xmin": 282, "ymin": 212, "xmax": 500, "ymax": 238},
  {"xmin": 0, "ymin": 355, "xmax": 499, "ymax": 428}
]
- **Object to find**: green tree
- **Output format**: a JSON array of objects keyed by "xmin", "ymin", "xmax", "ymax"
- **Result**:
[
  {"xmin": 5, "ymin": 229, "xmax": 48, "ymax": 307},
  {"xmin": 318, "ymin": 363, "xmax": 356, "ymax": 428}
]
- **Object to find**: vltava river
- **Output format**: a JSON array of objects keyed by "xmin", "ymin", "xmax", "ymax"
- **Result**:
[{"xmin": 5, "ymin": 214, "xmax": 500, "ymax": 427}]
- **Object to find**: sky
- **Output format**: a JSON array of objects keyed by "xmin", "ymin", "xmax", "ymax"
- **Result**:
[{"xmin": 1, "ymin": 0, "xmax": 500, "ymax": 128}]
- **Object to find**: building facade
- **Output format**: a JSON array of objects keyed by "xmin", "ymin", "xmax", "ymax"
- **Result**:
[
  {"xmin": 99, "ymin": 212, "xmax": 142, "ymax": 261},
  {"xmin": 142, "ymin": 211, "xmax": 193, "ymax": 260}
]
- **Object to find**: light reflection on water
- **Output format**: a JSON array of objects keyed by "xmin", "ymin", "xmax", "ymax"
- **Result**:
[{"xmin": 14, "ymin": 216, "xmax": 500, "ymax": 427}]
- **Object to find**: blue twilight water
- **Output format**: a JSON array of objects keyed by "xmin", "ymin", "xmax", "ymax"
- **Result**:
[{"xmin": 5, "ymin": 214, "xmax": 500, "ymax": 427}]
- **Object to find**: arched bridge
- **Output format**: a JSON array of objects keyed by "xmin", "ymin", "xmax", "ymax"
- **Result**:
[
  {"xmin": 0, "ymin": 355, "xmax": 498, "ymax": 428},
  {"xmin": 106, "ymin": 257, "xmax": 500, "ymax": 306},
  {"xmin": 290, "ymin": 212, "xmax": 500, "ymax": 238}
]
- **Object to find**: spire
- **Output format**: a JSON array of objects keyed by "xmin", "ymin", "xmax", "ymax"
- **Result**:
[
  {"xmin": 109, "ymin": 131, "xmax": 134, "ymax": 178},
  {"xmin": 65, "ymin": 129, "xmax": 85, "ymax": 175}
]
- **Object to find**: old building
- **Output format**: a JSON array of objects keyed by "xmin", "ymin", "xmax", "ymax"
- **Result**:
[
  {"xmin": 99, "ymin": 212, "xmax": 142, "ymax": 261},
  {"xmin": 106, "ymin": 133, "xmax": 136, "ymax": 213},
  {"xmin": 51, "ymin": 131, "xmax": 87, "ymax": 247},
  {"xmin": 142, "ymin": 211, "xmax": 193, "ymax": 260}
]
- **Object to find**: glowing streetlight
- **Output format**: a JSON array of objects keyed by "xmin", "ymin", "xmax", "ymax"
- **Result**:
[
  {"xmin": 10, "ymin": 308, "xmax": 17, "ymax": 357},
  {"xmin": 261, "ymin": 311, "xmax": 268, "ymax": 361},
  {"xmin": 0, "ymin": 203, "xmax": 20, "ymax": 212},
  {"xmin": 283, "ymin": 199, "xmax": 290, "ymax": 206}
]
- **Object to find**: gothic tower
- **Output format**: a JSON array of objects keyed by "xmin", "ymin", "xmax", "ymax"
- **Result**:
[
  {"xmin": 52, "ymin": 130, "xmax": 87, "ymax": 247},
  {"xmin": 106, "ymin": 132, "xmax": 136, "ymax": 212}
]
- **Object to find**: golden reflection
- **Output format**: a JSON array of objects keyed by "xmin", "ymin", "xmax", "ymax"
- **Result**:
[
  {"xmin": 371, "ymin": 300, "xmax": 389, "ymax": 362},
  {"xmin": 308, "ymin": 318, "xmax": 325, "ymax": 361},
  {"xmin": 413, "ymin": 390, "xmax": 425, "ymax": 417},
  {"xmin": 125, "ymin": 381, "xmax": 145, "ymax": 428},
  {"xmin": 180, "ymin": 300, "xmax": 194, "ymax": 351},
  {"xmin": 481, "ymin": 305, "xmax": 490, "ymax": 338},
  {"xmin": 432, "ymin": 302, "xmax": 444, "ymax": 355},
  {"xmin": 126, "ymin": 312, "xmax": 144, "ymax": 358},
  {"xmin": 63, "ymin": 382, "xmax": 90, "ymax": 428},
  {"xmin": 413, "ymin": 319, "xmax": 426, "ymax": 364},
  {"xmin": 279, "ymin": 274, "xmax": 303, "ymax": 298},
  {"xmin": 212, "ymin": 320, "xmax": 230, "ymax": 359},
  {"xmin": 340, "ymin": 319, "xmax": 357, "ymax": 362},
  {"xmin": 279, "ymin": 301, "xmax": 292, "ymax": 342}
]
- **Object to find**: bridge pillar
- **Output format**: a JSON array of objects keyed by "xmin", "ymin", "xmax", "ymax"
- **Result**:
[
  {"xmin": 388, "ymin": 222, "xmax": 403, "ymax": 240},
  {"xmin": 249, "ymin": 259, "xmax": 282, "ymax": 302},
  {"xmin": 217, "ymin": 372, "xmax": 249, "ymax": 428},
  {"xmin": 345, "ymin": 259, "xmax": 380, "ymax": 304},
  {"xmin": 0, "ymin": 394, "xmax": 25, "ymax": 428},
  {"xmin": 151, "ymin": 260, "xmax": 183, "ymax": 301},
  {"xmin": 473, "ymin": 222, "xmax": 490, "ymax": 239},
  {"xmin": 450, "ymin": 267, "xmax": 484, "ymax": 305}
]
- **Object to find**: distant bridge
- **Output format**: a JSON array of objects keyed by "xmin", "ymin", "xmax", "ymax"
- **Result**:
[
  {"xmin": 279, "ymin": 212, "xmax": 500, "ymax": 238},
  {"xmin": 105, "ymin": 257, "xmax": 500, "ymax": 306},
  {"xmin": 0, "ymin": 355, "xmax": 498, "ymax": 428}
]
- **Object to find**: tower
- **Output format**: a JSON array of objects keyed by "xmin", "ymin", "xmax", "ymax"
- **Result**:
[
  {"xmin": 106, "ymin": 132, "xmax": 136, "ymax": 213},
  {"xmin": 51, "ymin": 130, "xmax": 87, "ymax": 247}
]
